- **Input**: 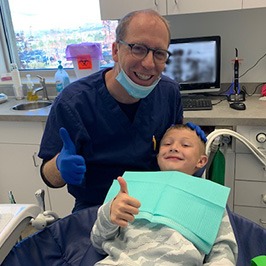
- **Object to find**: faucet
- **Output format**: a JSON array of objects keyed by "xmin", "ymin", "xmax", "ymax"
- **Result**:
[{"xmin": 32, "ymin": 75, "xmax": 49, "ymax": 100}]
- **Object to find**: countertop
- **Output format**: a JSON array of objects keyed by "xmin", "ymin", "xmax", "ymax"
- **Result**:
[
  {"xmin": 0, "ymin": 96, "xmax": 265, "ymax": 126},
  {"xmin": 183, "ymin": 96, "xmax": 266, "ymax": 126}
]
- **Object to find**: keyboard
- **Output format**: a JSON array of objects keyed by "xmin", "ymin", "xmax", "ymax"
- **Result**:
[{"xmin": 182, "ymin": 98, "xmax": 213, "ymax": 111}]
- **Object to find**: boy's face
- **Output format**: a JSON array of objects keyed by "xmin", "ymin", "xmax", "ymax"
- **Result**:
[{"xmin": 157, "ymin": 128, "xmax": 208, "ymax": 175}]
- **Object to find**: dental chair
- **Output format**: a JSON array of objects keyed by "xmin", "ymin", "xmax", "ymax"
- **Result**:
[
  {"xmin": 2, "ymin": 204, "xmax": 266, "ymax": 266},
  {"xmin": 0, "ymin": 189, "xmax": 59, "ymax": 264},
  {"xmin": 1, "ymin": 205, "xmax": 104, "ymax": 266},
  {"xmin": 2, "ymin": 129, "xmax": 266, "ymax": 266}
]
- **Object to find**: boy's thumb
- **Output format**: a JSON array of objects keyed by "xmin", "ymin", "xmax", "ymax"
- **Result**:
[{"xmin": 117, "ymin": 176, "xmax": 128, "ymax": 194}]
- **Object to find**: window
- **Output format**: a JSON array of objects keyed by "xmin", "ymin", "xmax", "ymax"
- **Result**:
[{"xmin": 0, "ymin": 0, "xmax": 118, "ymax": 73}]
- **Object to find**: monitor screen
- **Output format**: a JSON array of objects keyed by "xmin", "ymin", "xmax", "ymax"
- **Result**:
[{"xmin": 163, "ymin": 35, "xmax": 221, "ymax": 95}]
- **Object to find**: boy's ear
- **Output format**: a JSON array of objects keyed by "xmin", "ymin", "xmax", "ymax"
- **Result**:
[{"xmin": 196, "ymin": 155, "xmax": 208, "ymax": 169}]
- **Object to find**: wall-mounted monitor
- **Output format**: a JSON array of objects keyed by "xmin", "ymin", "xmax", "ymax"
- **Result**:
[{"xmin": 163, "ymin": 35, "xmax": 221, "ymax": 95}]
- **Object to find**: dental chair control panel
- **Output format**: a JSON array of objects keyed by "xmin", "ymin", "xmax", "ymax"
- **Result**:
[{"xmin": 0, "ymin": 204, "xmax": 41, "ymax": 264}]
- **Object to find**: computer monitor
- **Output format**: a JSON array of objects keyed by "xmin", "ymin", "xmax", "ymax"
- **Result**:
[{"xmin": 163, "ymin": 35, "xmax": 221, "ymax": 95}]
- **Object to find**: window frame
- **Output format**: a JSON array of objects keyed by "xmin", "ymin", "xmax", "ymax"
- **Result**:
[{"xmin": 0, "ymin": 0, "xmax": 14, "ymax": 74}]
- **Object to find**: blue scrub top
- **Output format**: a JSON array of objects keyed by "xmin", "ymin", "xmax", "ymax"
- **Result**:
[{"xmin": 39, "ymin": 69, "xmax": 183, "ymax": 211}]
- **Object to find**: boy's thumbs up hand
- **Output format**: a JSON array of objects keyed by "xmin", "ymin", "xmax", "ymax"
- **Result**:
[
  {"xmin": 110, "ymin": 176, "xmax": 141, "ymax": 227},
  {"xmin": 56, "ymin": 127, "xmax": 86, "ymax": 186},
  {"xmin": 118, "ymin": 175, "xmax": 128, "ymax": 194}
]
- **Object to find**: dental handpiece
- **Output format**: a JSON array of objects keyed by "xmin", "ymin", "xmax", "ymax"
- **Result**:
[{"xmin": 234, "ymin": 48, "xmax": 239, "ymax": 94}]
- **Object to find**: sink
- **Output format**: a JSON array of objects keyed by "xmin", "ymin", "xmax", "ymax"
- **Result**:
[{"xmin": 12, "ymin": 101, "xmax": 53, "ymax": 111}]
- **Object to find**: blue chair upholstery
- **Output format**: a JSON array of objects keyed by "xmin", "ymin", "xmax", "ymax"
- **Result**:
[
  {"xmin": 227, "ymin": 207, "xmax": 266, "ymax": 266},
  {"xmin": 2, "ymin": 205, "xmax": 266, "ymax": 265}
]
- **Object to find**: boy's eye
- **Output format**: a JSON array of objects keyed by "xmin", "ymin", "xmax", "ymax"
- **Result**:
[
  {"xmin": 182, "ymin": 143, "xmax": 191, "ymax": 147},
  {"xmin": 162, "ymin": 142, "xmax": 170, "ymax": 146}
]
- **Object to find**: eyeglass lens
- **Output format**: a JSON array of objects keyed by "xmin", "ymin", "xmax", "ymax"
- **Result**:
[{"xmin": 132, "ymin": 44, "xmax": 169, "ymax": 62}]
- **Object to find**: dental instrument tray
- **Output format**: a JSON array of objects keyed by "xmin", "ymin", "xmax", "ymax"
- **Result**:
[{"xmin": 0, "ymin": 204, "xmax": 41, "ymax": 264}]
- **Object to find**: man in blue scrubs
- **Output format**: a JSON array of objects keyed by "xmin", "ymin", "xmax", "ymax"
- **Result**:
[{"xmin": 38, "ymin": 9, "xmax": 183, "ymax": 212}]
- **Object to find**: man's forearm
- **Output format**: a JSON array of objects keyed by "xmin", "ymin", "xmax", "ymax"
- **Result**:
[{"xmin": 41, "ymin": 155, "xmax": 66, "ymax": 188}]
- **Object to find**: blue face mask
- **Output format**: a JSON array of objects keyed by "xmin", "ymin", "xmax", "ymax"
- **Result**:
[{"xmin": 116, "ymin": 69, "xmax": 161, "ymax": 99}]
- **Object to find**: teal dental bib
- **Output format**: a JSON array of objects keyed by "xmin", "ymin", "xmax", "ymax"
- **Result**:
[{"xmin": 104, "ymin": 171, "xmax": 230, "ymax": 254}]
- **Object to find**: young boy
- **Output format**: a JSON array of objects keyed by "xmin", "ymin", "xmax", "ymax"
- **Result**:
[{"xmin": 90, "ymin": 123, "xmax": 238, "ymax": 265}]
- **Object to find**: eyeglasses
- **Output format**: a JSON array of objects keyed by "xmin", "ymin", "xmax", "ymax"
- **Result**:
[{"xmin": 119, "ymin": 40, "xmax": 171, "ymax": 64}]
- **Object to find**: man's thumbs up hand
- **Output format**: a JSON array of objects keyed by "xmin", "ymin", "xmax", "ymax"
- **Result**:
[{"xmin": 56, "ymin": 127, "xmax": 86, "ymax": 186}]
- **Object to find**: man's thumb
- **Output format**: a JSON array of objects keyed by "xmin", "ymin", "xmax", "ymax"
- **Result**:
[
  {"xmin": 59, "ymin": 127, "xmax": 76, "ymax": 154},
  {"xmin": 117, "ymin": 176, "xmax": 128, "ymax": 194}
]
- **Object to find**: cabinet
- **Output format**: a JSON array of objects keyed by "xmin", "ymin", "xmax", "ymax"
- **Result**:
[
  {"xmin": 167, "ymin": 0, "xmax": 242, "ymax": 15},
  {"xmin": 0, "ymin": 121, "xmax": 45, "ymax": 205},
  {"xmin": 0, "ymin": 121, "xmax": 74, "ymax": 218},
  {"xmin": 242, "ymin": 0, "xmax": 266, "ymax": 8},
  {"xmin": 233, "ymin": 126, "xmax": 266, "ymax": 227},
  {"xmin": 99, "ymin": 0, "xmax": 266, "ymax": 20},
  {"xmin": 99, "ymin": 0, "xmax": 242, "ymax": 20},
  {"xmin": 99, "ymin": 0, "xmax": 167, "ymax": 20}
]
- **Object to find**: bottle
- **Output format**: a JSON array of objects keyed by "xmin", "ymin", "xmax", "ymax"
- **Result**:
[
  {"xmin": 26, "ymin": 74, "xmax": 38, "ymax": 101},
  {"xmin": 54, "ymin": 60, "xmax": 70, "ymax": 94},
  {"xmin": 11, "ymin": 63, "xmax": 24, "ymax": 100}
]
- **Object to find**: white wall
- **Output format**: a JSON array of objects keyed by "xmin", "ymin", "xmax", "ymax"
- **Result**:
[{"xmin": 165, "ymin": 7, "xmax": 266, "ymax": 83}]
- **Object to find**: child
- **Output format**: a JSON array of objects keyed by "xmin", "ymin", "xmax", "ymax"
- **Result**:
[{"xmin": 90, "ymin": 123, "xmax": 238, "ymax": 265}]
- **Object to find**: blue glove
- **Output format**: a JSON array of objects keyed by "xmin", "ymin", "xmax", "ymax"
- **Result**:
[
  {"xmin": 56, "ymin": 127, "xmax": 86, "ymax": 185},
  {"xmin": 186, "ymin": 122, "xmax": 207, "ymax": 143}
]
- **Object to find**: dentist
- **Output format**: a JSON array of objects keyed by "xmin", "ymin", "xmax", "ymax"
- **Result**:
[{"xmin": 38, "ymin": 9, "xmax": 183, "ymax": 212}]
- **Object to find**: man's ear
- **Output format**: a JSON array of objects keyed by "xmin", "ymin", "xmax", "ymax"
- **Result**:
[
  {"xmin": 112, "ymin": 42, "xmax": 119, "ymax": 63},
  {"xmin": 196, "ymin": 155, "xmax": 208, "ymax": 169}
]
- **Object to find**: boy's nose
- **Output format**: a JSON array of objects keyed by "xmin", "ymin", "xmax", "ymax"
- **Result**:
[{"xmin": 170, "ymin": 145, "xmax": 179, "ymax": 153}]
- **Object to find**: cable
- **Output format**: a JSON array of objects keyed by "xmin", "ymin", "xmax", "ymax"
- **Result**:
[
  {"xmin": 205, "ymin": 136, "xmax": 221, "ymax": 179},
  {"xmin": 204, "ymin": 129, "xmax": 266, "ymax": 178},
  {"xmin": 222, "ymin": 52, "xmax": 266, "ymax": 97},
  {"xmin": 239, "ymin": 52, "xmax": 266, "ymax": 78},
  {"xmin": 241, "ymin": 83, "xmax": 266, "ymax": 97},
  {"xmin": 211, "ymin": 98, "xmax": 227, "ymax": 106},
  {"xmin": 207, "ymin": 129, "xmax": 266, "ymax": 165}
]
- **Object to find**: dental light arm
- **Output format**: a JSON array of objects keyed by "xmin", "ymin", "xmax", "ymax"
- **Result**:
[{"xmin": 205, "ymin": 136, "xmax": 222, "ymax": 179}]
